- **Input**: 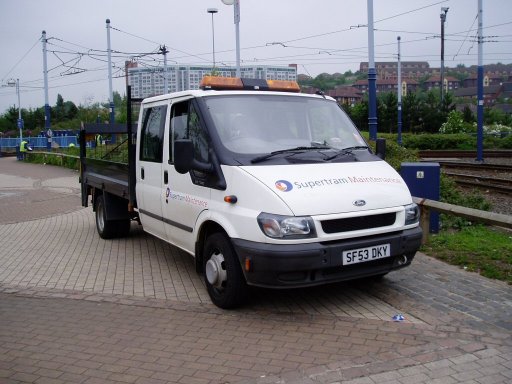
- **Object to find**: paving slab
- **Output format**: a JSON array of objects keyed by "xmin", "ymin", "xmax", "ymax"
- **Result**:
[{"xmin": 0, "ymin": 157, "xmax": 511, "ymax": 384}]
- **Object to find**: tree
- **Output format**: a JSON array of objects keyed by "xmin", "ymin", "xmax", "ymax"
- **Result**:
[
  {"xmin": 378, "ymin": 92, "xmax": 397, "ymax": 133},
  {"xmin": 485, "ymin": 108, "xmax": 512, "ymax": 126},
  {"xmin": 77, "ymin": 102, "xmax": 109, "ymax": 124},
  {"xmin": 419, "ymin": 90, "xmax": 447, "ymax": 133},
  {"xmin": 113, "ymin": 91, "xmax": 123, "ymax": 109},
  {"xmin": 53, "ymin": 94, "xmax": 65, "ymax": 121},
  {"xmin": 0, "ymin": 114, "xmax": 13, "ymax": 134},
  {"xmin": 63, "ymin": 101, "xmax": 78, "ymax": 120},
  {"xmin": 402, "ymin": 93, "xmax": 421, "ymax": 133},
  {"xmin": 298, "ymin": 72, "xmax": 350, "ymax": 91},
  {"xmin": 347, "ymin": 98, "xmax": 369, "ymax": 131},
  {"xmin": 114, "ymin": 94, "xmax": 129, "ymax": 124},
  {"xmin": 462, "ymin": 105, "xmax": 475, "ymax": 123}
]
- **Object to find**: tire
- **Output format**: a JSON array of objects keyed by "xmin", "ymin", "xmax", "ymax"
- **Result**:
[
  {"xmin": 95, "ymin": 195, "xmax": 117, "ymax": 239},
  {"xmin": 203, "ymin": 232, "xmax": 247, "ymax": 309}
]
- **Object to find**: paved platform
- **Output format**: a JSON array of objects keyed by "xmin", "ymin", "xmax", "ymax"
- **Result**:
[{"xmin": 0, "ymin": 157, "xmax": 511, "ymax": 384}]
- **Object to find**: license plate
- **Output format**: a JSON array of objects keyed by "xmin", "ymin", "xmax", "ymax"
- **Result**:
[{"xmin": 342, "ymin": 244, "xmax": 391, "ymax": 265}]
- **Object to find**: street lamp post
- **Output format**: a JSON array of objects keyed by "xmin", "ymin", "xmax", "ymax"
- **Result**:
[
  {"xmin": 207, "ymin": 8, "xmax": 219, "ymax": 71},
  {"xmin": 221, "ymin": 0, "xmax": 241, "ymax": 77},
  {"xmin": 7, "ymin": 78, "xmax": 23, "ymax": 144}
]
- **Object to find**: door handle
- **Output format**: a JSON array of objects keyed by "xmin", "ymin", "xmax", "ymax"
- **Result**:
[
  {"xmin": 141, "ymin": 167, "xmax": 145, "ymax": 180},
  {"xmin": 164, "ymin": 170, "xmax": 168, "ymax": 184}
]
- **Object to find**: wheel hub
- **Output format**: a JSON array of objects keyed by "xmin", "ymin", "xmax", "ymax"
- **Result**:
[{"xmin": 205, "ymin": 252, "xmax": 227, "ymax": 289}]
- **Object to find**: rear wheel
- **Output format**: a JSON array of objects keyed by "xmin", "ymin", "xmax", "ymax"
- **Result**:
[
  {"xmin": 203, "ymin": 232, "xmax": 247, "ymax": 309},
  {"xmin": 95, "ymin": 195, "xmax": 118, "ymax": 239}
]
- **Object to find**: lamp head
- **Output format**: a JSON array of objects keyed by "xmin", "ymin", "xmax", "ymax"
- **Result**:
[{"xmin": 207, "ymin": 8, "xmax": 218, "ymax": 14}]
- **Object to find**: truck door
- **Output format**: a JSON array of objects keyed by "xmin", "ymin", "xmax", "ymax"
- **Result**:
[
  {"xmin": 136, "ymin": 103, "xmax": 168, "ymax": 240},
  {"xmin": 162, "ymin": 98, "xmax": 211, "ymax": 254}
]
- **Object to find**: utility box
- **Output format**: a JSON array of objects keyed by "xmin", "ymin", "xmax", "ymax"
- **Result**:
[{"xmin": 400, "ymin": 162, "xmax": 440, "ymax": 233}]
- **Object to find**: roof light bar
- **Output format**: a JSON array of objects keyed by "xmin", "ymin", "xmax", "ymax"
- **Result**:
[
  {"xmin": 200, "ymin": 76, "xmax": 300, "ymax": 93},
  {"xmin": 200, "ymin": 76, "xmax": 243, "ymax": 90}
]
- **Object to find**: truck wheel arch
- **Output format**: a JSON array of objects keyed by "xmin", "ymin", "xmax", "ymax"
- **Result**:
[{"xmin": 195, "ymin": 220, "xmax": 225, "ymax": 273}]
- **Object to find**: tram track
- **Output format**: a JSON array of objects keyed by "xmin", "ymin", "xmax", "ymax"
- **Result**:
[
  {"xmin": 443, "ymin": 171, "xmax": 512, "ymax": 194},
  {"xmin": 436, "ymin": 161, "xmax": 512, "ymax": 172},
  {"xmin": 418, "ymin": 150, "xmax": 512, "ymax": 214},
  {"xmin": 419, "ymin": 149, "xmax": 512, "ymax": 158}
]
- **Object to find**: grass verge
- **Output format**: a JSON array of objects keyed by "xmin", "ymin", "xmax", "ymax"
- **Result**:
[{"xmin": 422, "ymin": 225, "xmax": 512, "ymax": 284}]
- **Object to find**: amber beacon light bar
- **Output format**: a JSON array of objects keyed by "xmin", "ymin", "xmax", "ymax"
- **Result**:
[{"xmin": 200, "ymin": 76, "xmax": 301, "ymax": 93}]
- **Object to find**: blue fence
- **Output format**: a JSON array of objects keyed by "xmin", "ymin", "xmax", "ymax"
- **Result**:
[{"xmin": 0, "ymin": 135, "xmax": 78, "ymax": 150}]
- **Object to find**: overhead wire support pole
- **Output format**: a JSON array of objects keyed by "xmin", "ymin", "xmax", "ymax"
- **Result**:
[
  {"xmin": 106, "ymin": 19, "xmax": 115, "ymax": 125},
  {"xmin": 476, "ymin": 0, "xmax": 484, "ymax": 162},
  {"xmin": 440, "ymin": 7, "xmax": 448, "ymax": 104},
  {"xmin": 16, "ymin": 79, "xmax": 22, "ymax": 144},
  {"xmin": 41, "ymin": 30, "xmax": 51, "ymax": 130},
  {"xmin": 161, "ymin": 45, "xmax": 169, "ymax": 94},
  {"xmin": 397, "ymin": 36, "xmax": 402, "ymax": 146},
  {"xmin": 6, "ymin": 78, "xmax": 23, "ymax": 144},
  {"xmin": 367, "ymin": 0, "xmax": 378, "ymax": 141}
]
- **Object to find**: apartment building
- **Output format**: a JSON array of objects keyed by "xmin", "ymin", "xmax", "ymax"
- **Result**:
[{"xmin": 126, "ymin": 62, "xmax": 297, "ymax": 99}]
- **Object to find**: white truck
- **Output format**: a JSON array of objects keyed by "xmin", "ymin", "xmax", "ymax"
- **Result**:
[{"xmin": 80, "ymin": 76, "xmax": 422, "ymax": 309}]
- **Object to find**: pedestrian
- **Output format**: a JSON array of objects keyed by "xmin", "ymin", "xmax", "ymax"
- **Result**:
[{"xmin": 19, "ymin": 139, "xmax": 28, "ymax": 160}]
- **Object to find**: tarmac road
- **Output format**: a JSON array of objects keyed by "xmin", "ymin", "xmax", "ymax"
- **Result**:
[{"xmin": 0, "ymin": 156, "xmax": 511, "ymax": 384}]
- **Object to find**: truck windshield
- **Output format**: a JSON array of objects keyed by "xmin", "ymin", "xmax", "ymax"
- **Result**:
[{"xmin": 203, "ymin": 94, "xmax": 367, "ymax": 155}]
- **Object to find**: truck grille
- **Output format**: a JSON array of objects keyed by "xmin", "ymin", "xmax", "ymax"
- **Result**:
[{"xmin": 321, "ymin": 212, "xmax": 396, "ymax": 234}]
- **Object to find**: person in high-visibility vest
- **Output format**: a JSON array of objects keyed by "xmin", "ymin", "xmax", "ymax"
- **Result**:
[
  {"xmin": 95, "ymin": 134, "xmax": 102, "ymax": 147},
  {"xmin": 19, "ymin": 140, "xmax": 28, "ymax": 160}
]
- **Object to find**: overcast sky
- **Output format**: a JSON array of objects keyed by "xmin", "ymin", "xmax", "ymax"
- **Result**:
[{"xmin": 1, "ymin": 0, "xmax": 511, "ymax": 114}]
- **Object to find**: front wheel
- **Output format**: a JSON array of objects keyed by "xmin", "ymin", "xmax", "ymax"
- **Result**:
[{"xmin": 203, "ymin": 233, "xmax": 247, "ymax": 309}]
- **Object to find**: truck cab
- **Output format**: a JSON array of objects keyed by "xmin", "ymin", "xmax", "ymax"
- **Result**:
[{"xmin": 133, "ymin": 76, "xmax": 422, "ymax": 308}]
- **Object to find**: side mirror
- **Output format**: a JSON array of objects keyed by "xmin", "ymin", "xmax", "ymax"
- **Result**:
[
  {"xmin": 174, "ymin": 139, "xmax": 214, "ymax": 174},
  {"xmin": 174, "ymin": 139, "xmax": 194, "ymax": 174},
  {"xmin": 376, "ymin": 138, "xmax": 386, "ymax": 160}
]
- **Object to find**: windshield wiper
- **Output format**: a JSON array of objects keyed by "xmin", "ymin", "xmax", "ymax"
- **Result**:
[
  {"xmin": 324, "ymin": 146, "xmax": 369, "ymax": 161},
  {"xmin": 251, "ymin": 146, "xmax": 330, "ymax": 164}
]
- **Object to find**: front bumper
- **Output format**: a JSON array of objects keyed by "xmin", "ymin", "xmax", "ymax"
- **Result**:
[{"xmin": 231, "ymin": 226, "xmax": 422, "ymax": 288}]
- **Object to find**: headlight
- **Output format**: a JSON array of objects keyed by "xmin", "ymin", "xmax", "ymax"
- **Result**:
[
  {"xmin": 404, "ymin": 203, "xmax": 420, "ymax": 225},
  {"xmin": 257, "ymin": 213, "xmax": 316, "ymax": 239}
]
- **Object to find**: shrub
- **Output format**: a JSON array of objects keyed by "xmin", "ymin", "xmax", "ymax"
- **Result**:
[
  {"xmin": 439, "ymin": 110, "xmax": 473, "ymax": 134},
  {"xmin": 402, "ymin": 133, "xmax": 475, "ymax": 150},
  {"xmin": 439, "ymin": 175, "xmax": 491, "ymax": 229}
]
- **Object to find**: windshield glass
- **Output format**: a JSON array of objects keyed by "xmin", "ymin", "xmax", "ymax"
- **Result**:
[{"xmin": 203, "ymin": 94, "xmax": 366, "ymax": 155}]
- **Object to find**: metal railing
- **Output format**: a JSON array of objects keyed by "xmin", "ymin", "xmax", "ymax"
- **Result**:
[
  {"xmin": 23, "ymin": 151, "xmax": 80, "ymax": 168},
  {"xmin": 0, "ymin": 135, "xmax": 78, "ymax": 150},
  {"xmin": 413, "ymin": 196, "xmax": 512, "ymax": 244}
]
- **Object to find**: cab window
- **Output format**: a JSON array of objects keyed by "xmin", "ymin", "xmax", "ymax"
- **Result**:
[
  {"xmin": 140, "ymin": 105, "xmax": 167, "ymax": 162},
  {"xmin": 169, "ymin": 100, "xmax": 209, "ymax": 164}
]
